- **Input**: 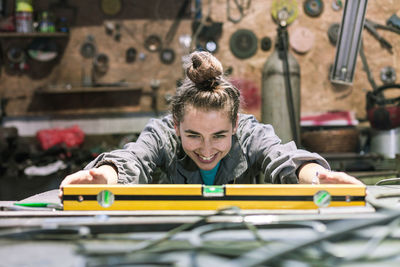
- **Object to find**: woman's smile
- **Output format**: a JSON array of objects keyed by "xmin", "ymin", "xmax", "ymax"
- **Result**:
[{"xmin": 195, "ymin": 152, "xmax": 219, "ymax": 164}]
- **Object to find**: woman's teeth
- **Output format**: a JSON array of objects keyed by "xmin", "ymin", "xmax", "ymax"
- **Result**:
[{"xmin": 200, "ymin": 155, "xmax": 214, "ymax": 161}]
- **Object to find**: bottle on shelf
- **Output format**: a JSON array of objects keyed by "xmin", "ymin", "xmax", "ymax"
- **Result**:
[
  {"xmin": 38, "ymin": 11, "xmax": 55, "ymax": 33},
  {"xmin": 15, "ymin": 0, "xmax": 33, "ymax": 33}
]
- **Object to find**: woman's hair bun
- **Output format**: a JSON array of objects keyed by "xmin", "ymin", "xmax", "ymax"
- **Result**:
[{"xmin": 185, "ymin": 51, "xmax": 223, "ymax": 89}]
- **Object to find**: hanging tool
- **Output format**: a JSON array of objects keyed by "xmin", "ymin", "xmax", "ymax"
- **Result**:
[
  {"xmin": 227, "ymin": 0, "xmax": 251, "ymax": 23},
  {"xmin": 126, "ymin": 47, "xmax": 137, "ymax": 63},
  {"xmin": 192, "ymin": 17, "xmax": 223, "ymax": 53},
  {"xmin": 380, "ymin": 66, "xmax": 396, "ymax": 85},
  {"xmin": 260, "ymin": 36, "xmax": 272, "ymax": 51},
  {"xmin": 160, "ymin": 0, "xmax": 190, "ymax": 65},
  {"xmin": 93, "ymin": 53, "xmax": 109, "ymax": 75},
  {"xmin": 303, "ymin": 0, "xmax": 324, "ymax": 18},
  {"xmin": 364, "ymin": 18, "xmax": 400, "ymax": 54},
  {"xmin": 191, "ymin": 0, "xmax": 223, "ymax": 53},
  {"xmin": 289, "ymin": 26, "xmax": 315, "ymax": 54},
  {"xmin": 270, "ymin": 0, "xmax": 298, "ymax": 26},
  {"xmin": 387, "ymin": 12, "xmax": 400, "ymax": 30},
  {"xmin": 229, "ymin": 29, "xmax": 258, "ymax": 59},
  {"xmin": 144, "ymin": 35, "xmax": 162, "ymax": 52},
  {"xmin": 80, "ymin": 35, "xmax": 97, "ymax": 58},
  {"xmin": 331, "ymin": 0, "xmax": 343, "ymax": 11},
  {"xmin": 164, "ymin": 0, "xmax": 190, "ymax": 45},
  {"xmin": 359, "ymin": 40, "xmax": 378, "ymax": 91},
  {"xmin": 159, "ymin": 48, "xmax": 175, "ymax": 65},
  {"xmin": 6, "ymin": 45, "xmax": 28, "ymax": 74},
  {"xmin": 327, "ymin": 23, "xmax": 340, "ymax": 45}
]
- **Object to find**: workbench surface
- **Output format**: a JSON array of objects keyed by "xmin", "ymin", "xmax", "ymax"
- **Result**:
[{"xmin": 1, "ymin": 185, "xmax": 400, "ymax": 267}]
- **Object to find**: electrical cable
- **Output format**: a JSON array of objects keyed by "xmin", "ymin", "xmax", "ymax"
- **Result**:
[
  {"xmin": 228, "ymin": 209, "xmax": 400, "ymax": 266},
  {"xmin": 0, "ymin": 226, "xmax": 90, "ymax": 240},
  {"xmin": 375, "ymin": 178, "xmax": 400, "ymax": 186},
  {"xmin": 321, "ymin": 217, "xmax": 400, "ymax": 261},
  {"xmin": 189, "ymin": 222, "xmax": 264, "ymax": 248},
  {"xmin": 81, "ymin": 206, "xmax": 242, "ymax": 256},
  {"xmin": 365, "ymin": 190, "xmax": 400, "ymax": 210},
  {"xmin": 185, "ymin": 208, "xmax": 328, "ymax": 260}
]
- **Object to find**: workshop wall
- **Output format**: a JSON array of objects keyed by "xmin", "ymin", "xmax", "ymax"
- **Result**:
[{"xmin": 1, "ymin": 0, "xmax": 399, "ymax": 122}]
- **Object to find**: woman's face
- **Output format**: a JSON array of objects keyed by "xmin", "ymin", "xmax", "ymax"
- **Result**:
[{"xmin": 174, "ymin": 106, "xmax": 238, "ymax": 170}]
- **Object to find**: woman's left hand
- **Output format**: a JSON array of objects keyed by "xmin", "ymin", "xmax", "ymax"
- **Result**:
[
  {"xmin": 317, "ymin": 169, "xmax": 364, "ymax": 185},
  {"xmin": 298, "ymin": 163, "xmax": 364, "ymax": 185}
]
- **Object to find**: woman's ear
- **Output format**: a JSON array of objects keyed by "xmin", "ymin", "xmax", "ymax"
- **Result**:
[
  {"xmin": 232, "ymin": 115, "xmax": 239, "ymax": 134},
  {"xmin": 174, "ymin": 120, "xmax": 180, "ymax": 136}
]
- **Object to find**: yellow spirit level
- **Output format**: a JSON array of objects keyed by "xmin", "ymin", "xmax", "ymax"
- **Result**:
[{"xmin": 62, "ymin": 184, "xmax": 366, "ymax": 211}]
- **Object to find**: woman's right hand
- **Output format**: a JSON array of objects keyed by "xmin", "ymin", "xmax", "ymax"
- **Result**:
[{"xmin": 59, "ymin": 165, "xmax": 118, "ymax": 198}]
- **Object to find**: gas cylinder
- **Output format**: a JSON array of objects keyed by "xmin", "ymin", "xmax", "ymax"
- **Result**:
[{"xmin": 261, "ymin": 34, "xmax": 301, "ymax": 145}]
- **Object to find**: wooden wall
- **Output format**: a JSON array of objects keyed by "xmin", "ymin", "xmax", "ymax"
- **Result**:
[{"xmin": 1, "ymin": 0, "xmax": 399, "ymax": 122}]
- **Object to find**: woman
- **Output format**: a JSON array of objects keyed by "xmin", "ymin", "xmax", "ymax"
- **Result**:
[{"xmin": 60, "ymin": 51, "xmax": 363, "ymax": 189}]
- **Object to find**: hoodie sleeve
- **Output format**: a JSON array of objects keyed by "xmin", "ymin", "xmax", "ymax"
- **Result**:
[
  {"xmin": 84, "ymin": 116, "xmax": 178, "ymax": 184},
  {"xmin": 236, "ymin": 114, "xmax": 330, "ymax": 184}
]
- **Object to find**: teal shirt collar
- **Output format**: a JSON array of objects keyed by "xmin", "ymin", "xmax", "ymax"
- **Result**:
[{"xmin": 200, "ymin": 161, "xmax": 220, "ymax": 185}]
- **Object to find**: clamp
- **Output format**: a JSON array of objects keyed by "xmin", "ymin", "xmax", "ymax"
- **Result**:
[{"xmin": 364, "ymin": 18, "xmax": 400, "ymax": 54}]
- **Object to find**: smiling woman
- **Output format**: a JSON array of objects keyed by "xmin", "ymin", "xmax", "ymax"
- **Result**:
[
  {"xmin": 175, "ymin": 107, "xmax": 235, "ymax": 171},
  {"xmin": 59, "ymin": 51, "xmax": 363, "ymax": 190}
]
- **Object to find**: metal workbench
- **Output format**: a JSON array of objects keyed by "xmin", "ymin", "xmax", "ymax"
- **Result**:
[{"xmin": 1, "ymin": 186, "xmax": 400, "ymax": 267}]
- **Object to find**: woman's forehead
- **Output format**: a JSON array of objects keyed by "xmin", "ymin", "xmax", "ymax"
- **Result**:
[
  {"xmin": 180, "ymin": 106, "xmax": 231, "ymax": 130},
  {"xmin": 183, "ymin": 105, "xmax": 230, "ymax": 120}
]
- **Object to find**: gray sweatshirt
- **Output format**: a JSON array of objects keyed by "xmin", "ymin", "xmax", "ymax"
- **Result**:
[{"xmin": 85, "ymin": 114, "xmax": 329, "ymax": 184}]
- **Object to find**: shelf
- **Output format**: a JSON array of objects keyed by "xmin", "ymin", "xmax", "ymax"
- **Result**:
[
  {"xmin": 36, "ymin": 83, "xmax": 144, "ymax": 94},
  {"xmin": 29, "ymin": 87, "xmax": 144, "ymax": 112},
  {"xmin": 0, "ymin": 32, "xmax": 69, "ymax": 38}
]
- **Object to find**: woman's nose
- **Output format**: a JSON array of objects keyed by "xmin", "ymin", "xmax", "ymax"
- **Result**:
[{"xmin": 200, "ymin": 139, "xmax": 213, "ymax": 156}]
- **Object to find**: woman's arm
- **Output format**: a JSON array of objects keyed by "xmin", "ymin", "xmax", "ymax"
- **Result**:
[
  {"xmin": 59, "ymin": 116, "xmax": 177, "ymax": 189},
  {"xmin": 297, "ymin": 162, "xmax": 364, "ymax": 185},
  {"xmin": 236, "ymin": 114, "xmax": 331, "ymax": 184},
  {"xmin": 83, "ymin": 116, "xmax": 176, "ymax": 184}
]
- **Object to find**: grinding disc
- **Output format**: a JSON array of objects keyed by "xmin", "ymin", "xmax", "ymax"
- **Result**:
[
  {"xmin": 260, "ymin": 36, "xmax": 272, "ymax": 51},
  {"xmin": 160, "ymin": 48, "xmax": 175, "ymax": 65},
  {"xmin": 289, "ymin": 26, "xmax": 315, "ymax": 54},
  {"xmin": 327, "ymin": 23, "xmax": 340, "ymax": 45},
  {"xmin": 303, "ymin": 0, "xmax": 324, "ymax": 17},
  {"xmin": 229, "ymin": 29, "xmax": 258, "ymax": 59},
  {"xmin": 144, "ymin": 35, "xmax": 162, "ymax": 52},
  {"xmin": 7, "ymin": 46, "xmax": 25, "ymax": 63}
]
